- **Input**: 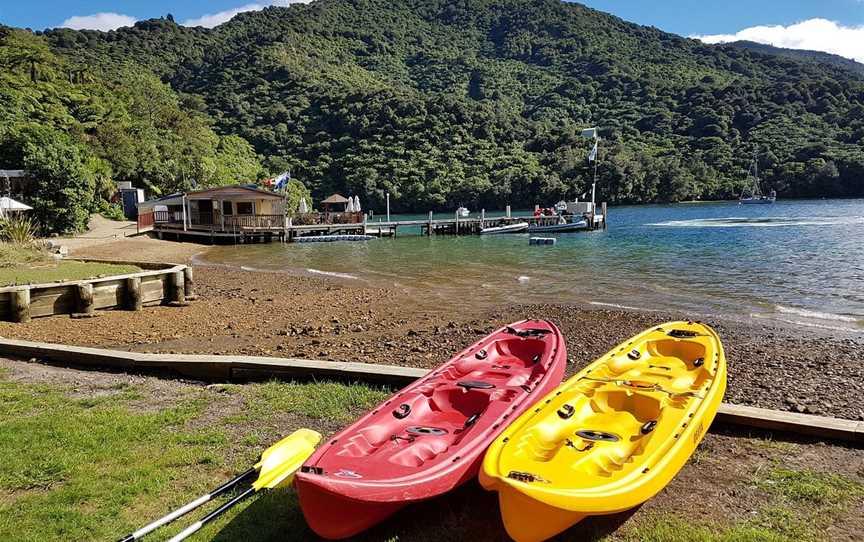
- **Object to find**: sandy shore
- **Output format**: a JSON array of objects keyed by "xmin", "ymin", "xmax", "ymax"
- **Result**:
[{"xmin": 1, "ymin": 236, "xmax": 862, "ymax": 421}]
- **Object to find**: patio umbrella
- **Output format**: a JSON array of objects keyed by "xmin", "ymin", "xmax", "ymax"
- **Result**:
[
  {"xmin": 346, "ymin": 197, "xmax": 355, "ymax": 213},
  {"xmin": 298, "ymin": 197, "xmax": 309, "ymax": 214},
  {"xmin": 353, "ymin": 196, "xmax": 361, "ymax": 213}
]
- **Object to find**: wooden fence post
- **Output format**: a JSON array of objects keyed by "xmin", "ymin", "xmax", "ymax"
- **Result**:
[
  {"xmin": 170, "ymin": 271, "xmax": 187, "ymax": 306},
  {"xmin": 183, "ymin": 267, "xmax": 196, "ymax": 300},
  {"xmin": 73, "ymin": 283, "xmax": 95, "ymax": 318},
  {"xmin": 126, "ymin": 277, "xmax": 142, "ymax": 311},
  {"xmin": 12, "ymin": 288, "xmax": 30, "ymax": 323}
]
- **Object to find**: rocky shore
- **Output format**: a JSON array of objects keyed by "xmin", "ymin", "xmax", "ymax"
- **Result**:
[{"xmin": 1, "ymin": 238, "xmax": 861, "ymax": 422}]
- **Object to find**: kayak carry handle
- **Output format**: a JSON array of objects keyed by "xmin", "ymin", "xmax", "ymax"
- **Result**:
[
  {"xmin": 475, "ymin": 349, "xmax": 488, "ymax": 360},
  {"xmin": 557, "ymin": 404, "xmax": 575, "ymax": 419},
  {"xmin": 641, "ymin": 420, "xmax": 658, "ymax": 434},
  {"xmin": 393, "ymin": 404, "xmax": 411, "ymax": 419},
  {"xmin": 668, "ymin": 329, "xmax": 701, "ymax": 338},
  {"xmin": 458, "ymin": 381, "xmax": 496, "ymax": 390},
  {"xmin": 506, "ymin": 327, "xmax": 553, "ymax": 338},
  {"xmin": 464, "ymin": 413, "xmax": 481, "ymax": 428}
]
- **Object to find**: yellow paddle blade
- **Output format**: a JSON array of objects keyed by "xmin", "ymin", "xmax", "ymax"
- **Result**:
[{"xmin": 252, "ymin": 428, "xmax": 322, "ymax": 491}]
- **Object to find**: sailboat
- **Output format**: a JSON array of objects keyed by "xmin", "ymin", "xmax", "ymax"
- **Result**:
[{"xmin": 739, "ymin": 154, "xmax": 776, "ymax": 205}]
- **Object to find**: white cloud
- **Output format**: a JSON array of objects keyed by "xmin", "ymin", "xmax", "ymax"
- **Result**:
[
  {"xmin": 183, "ymin": 0, "xmax": 311, "ymax": 28},
  {"xmin": 692, "ymin": 19, "xmax": 864, "ymax": 63},
  {"xmin": 61, "ymin": 12, "xmax": 137, "ymax": 31}
]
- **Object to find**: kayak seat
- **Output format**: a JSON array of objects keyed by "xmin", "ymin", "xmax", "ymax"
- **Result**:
[{"xmin": 482, "ymin": 338, "xmax": 549, "ymax": 369}]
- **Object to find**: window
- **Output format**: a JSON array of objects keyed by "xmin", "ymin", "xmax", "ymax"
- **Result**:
[
  {"xmin": 236, "ymin": 201, "xmax": 254, "ymax": 215},
  {"xmin": 222, "ymin": 201, "xmax": 233, "ymax": 215}
]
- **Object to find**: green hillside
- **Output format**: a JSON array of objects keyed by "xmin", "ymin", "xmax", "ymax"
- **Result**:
[{"xmin": 4, "ymin": 0, "xmax": 864, "ymax": 226}]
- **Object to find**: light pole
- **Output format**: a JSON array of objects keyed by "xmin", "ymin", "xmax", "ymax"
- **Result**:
[{"xmin": 385, "ymin": 192, "xmax": 390, "ymax": 222}]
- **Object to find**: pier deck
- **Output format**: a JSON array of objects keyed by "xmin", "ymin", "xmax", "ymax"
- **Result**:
[{"xmin": 147, "ymin": 205, "xmax": 607, "ymax": 244}]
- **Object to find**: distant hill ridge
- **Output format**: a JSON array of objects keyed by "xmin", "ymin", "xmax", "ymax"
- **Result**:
[{"xmin": 724, "ymin": 40, "xmax": 864, "ymax": 77}]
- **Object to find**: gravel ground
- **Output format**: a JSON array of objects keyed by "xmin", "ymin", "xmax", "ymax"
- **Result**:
[{"xmin": 1, "ymin": 257, "xmax": 862, "ymax": 421}]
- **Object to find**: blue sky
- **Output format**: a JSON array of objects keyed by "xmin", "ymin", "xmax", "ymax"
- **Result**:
[{"xmin": 1, "ymin": 1, "xmax": 863, "ymax": 61}]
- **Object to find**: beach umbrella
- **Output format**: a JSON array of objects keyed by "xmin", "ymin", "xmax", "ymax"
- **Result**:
[
  {"xmin": 353, "ymin": 196, "xmax": 361, "ymax": 213},
  {"xmin": 115, "ymin": 429, "xmax": 320, "ymax": 542},
  {"xmin": 298, "ymin": 197, "xmax": 309, "ymax": 214},
  {"xmin": 346, "ymin": 197, "xmax": 355, "ymax": 213}
]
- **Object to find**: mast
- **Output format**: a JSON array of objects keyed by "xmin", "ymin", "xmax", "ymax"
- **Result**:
[{"xmin": 591, "ymin": 138, "xmax": 599, "ymax": 208}]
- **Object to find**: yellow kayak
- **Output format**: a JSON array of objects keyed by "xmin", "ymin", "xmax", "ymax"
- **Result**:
[{"xmin": 480, "ymin": 321, "xmax": 727, "ymax": 542}]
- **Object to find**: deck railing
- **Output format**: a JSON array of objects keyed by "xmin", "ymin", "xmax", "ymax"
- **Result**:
[{"xmin": 150, "ymin": 211, "xmax": 284, "ymax": 230}]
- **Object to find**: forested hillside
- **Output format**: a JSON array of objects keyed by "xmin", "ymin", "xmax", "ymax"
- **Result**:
[
  {"xmin": 0, "ymin": 27, "xmax": 263, "ymax": 232},
  {"xmin": 5, "ymin": 0, "xmax": 864, "ymax": 224}
]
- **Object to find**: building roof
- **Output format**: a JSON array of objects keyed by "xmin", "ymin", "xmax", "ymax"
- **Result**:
[
  {"xmin": 321, "ymin": 194, "xmax": 349, "ymax": 204},
  {"xmin": 186, "ymin": 185, "xmax": 283, "ymax": 200},
  {"xmin": 0, "ymin": 170, "xmax": 26, "ymax": 178}
]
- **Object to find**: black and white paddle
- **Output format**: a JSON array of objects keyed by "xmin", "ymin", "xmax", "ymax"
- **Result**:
[{"xmin": 115, "ymin": 429, "xmax": 321, "ymax": 542}]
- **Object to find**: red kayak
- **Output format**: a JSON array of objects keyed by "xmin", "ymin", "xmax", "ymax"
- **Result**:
[{"xmin": 295, "ymin": 320, "xmax": 567, "ymax": 539}]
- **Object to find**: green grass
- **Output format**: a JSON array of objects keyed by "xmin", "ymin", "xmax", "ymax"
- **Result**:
[
  {"xmin": 0, "ymin": 375, "xmax": 389, "ymax": 542},
  {"xmin": 1, "ymin": 371, "xmax": 860, "ymax": 542},
  {"xmin": 754, "ymin": 466, "xmax": 864, "ymax": 507},
  {"xmin": 615, "ymin": 465, "xmax": 864, "ymax": 542},
  {"xmin": 0, "ymin": 259, "xmax": 141, "ymax": 286},
  {"xmin": 225, "ymin": 380, "xmax": 390, "ymax": 425},
  {"xmin": 0, "ymin": 243, "xmax": 52, "ymax": 269}
]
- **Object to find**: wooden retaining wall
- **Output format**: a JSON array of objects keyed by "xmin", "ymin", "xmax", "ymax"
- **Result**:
[
  {"xmin": 0, "ymin": 338, "xmax": 859, "ymax": 444},
  {"xmin": 0, "ymin": 260, "xmax": 194, "ymax": 322}
]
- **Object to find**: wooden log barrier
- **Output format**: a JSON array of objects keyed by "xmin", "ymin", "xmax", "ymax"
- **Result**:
[
  {"xmin": 183, "ymin": 267, "xmax": 197, "ymax": 300},
  {"xmin": 73, "ymin": 283, "xmax": 95, "ymax": 319},
  {"xmin": 169, "ymin": 271, "xmax": 187, "ymax": 306},
  {"xmin": 126, "ymin": 277, "xmax": 142, "ymax": 311},
  {"xmin": 12, "ymin": 288, "xmax": 30, "ymax": 323}
]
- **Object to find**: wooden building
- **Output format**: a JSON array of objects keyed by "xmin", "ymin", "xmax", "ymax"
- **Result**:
[{"xmin": 138, "ymin": 185, "xmax": 286, "ymax": 242}]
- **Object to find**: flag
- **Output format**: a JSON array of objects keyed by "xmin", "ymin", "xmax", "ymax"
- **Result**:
[
  {"xmin": 581, "ymin": 127, "xmax": 598, "ymax": 139},
  {"xmin": 273, "ymin": 171, "xmax": 291, "ymax": 191},
  {"xmin": 588, "ymin": 141, "xmax": 598, "ymax": 162}
]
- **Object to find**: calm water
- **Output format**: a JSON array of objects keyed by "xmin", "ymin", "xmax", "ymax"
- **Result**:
[{"xmin": 201, "ymin": 199, "xmax": 864, "ymax": 335}]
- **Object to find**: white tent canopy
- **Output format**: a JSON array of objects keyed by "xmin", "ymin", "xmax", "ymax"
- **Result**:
[
  {"xmin": 353, "ymin": 196, "xmax": 361, "ymax": 213},
  {"xmin": 346, "ymin": 197, "xmax": 355, "ymax": 213},
  {"xmin": 0, "ymin": 197, "xmax": 32, "ymax": 214}
]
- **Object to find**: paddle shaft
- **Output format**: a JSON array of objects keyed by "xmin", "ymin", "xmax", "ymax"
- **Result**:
[
  {"xmin": 166, "ymin": 486, "xmax": 257, "ymax": 542},
  {"xmin": 116, "ymin": 468, "xmax": 256, "ymax": 542}
]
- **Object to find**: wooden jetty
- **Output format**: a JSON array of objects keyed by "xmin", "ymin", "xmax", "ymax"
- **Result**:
[{"xmin": 138, "ymin": 186, "xmax": 607, "ymax": 244}]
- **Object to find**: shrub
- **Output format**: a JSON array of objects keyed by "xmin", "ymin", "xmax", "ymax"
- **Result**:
[{"xmin": 0, "ymin": 214, "xmax": 38, "ymax": 243}]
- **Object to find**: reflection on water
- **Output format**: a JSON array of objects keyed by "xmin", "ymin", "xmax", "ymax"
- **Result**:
[{"xmin": 200, "ymin": 199, "xmax": 864, "ymax": 335}]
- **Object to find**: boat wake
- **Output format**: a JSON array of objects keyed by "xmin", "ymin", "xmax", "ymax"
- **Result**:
[{"xmin": 648, "ymin": 216, "xmax": 864, "ymax": 228}]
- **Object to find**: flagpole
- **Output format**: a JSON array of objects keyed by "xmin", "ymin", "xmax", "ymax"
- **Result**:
[{"xmin": 592, "ymin": 139, "xmax": 599, "ymax": 208}]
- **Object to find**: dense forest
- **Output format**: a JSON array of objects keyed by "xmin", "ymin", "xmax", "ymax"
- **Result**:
[{"xmin": 3, "ymin": 0, "xmax": 864, "ymax": 229}]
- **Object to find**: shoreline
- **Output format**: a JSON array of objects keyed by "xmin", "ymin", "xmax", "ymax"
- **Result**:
[{"xmin": 0, "ymin": 235, "xmax": 860, "ymax": 422}]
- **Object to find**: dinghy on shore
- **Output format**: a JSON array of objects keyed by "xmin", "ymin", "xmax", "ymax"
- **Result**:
[
  {"xmin": 481, "ymin": 321, "xmax": 727, "ymax": 542},
  {"xmin": 295, "ymin": 320, "xmax": 567, "ymax": 539}
]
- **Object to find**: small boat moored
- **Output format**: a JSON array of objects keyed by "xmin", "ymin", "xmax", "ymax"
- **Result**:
[
  {"xmin": 480, "ymin": 321, "xmax": 727, "ymax": 542},
  {"xmin": 528, "ymin": 219, "xmax": 588, "ymax": 234},
  {"xmin": 739, "ymin": 152, "xmax": 776, "ymax": 204},
  {"xmin": 295, "ymin": 320, "xmax": 568, "ymax": 539},
  {"xmin": 481, "ymin": 222, "xmax": 529, "ymax": 235}
]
